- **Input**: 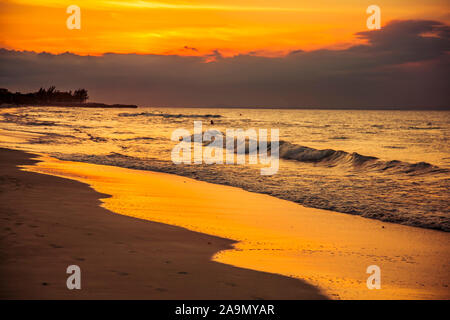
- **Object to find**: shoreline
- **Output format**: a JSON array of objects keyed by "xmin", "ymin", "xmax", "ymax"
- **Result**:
[
  {"xmin": 0, "ymin": 102, "xmax": 138, "ymax": 109},
  {"xmin": 20, "ymin": 150, "xmax": 450, "ymax": 299},
  {"xmin": 1, "ymin": 147, "xmax": 449, "ymax": 299},
  {"xmin": 0, "ymin": 148, "xmax": 325, "ymax": 299}
]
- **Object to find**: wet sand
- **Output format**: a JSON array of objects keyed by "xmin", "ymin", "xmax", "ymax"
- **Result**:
[
  {"xmin": 24, "ymin": 153, "xmax": 450, "ymax": 300},
  {"xmin": 0, "ymin": 148, "xmax": 325, "ymax": 299},
  {"xmin": 1, "ymin": 148, "xmax": 449, "ymax": 299}
]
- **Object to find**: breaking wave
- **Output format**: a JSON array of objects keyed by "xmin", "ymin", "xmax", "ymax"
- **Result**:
[
  {"xmin": 193, "ymin": 132, "xmax": 446, "ymax": 175},
  {"xmin": 277, "ymin": 141, "xmax": 446, "ymax": 175}
]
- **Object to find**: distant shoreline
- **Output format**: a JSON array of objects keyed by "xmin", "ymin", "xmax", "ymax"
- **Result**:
[{"xmin": 0, "ymin": 102, "xmax": 138, "ymax": 109}]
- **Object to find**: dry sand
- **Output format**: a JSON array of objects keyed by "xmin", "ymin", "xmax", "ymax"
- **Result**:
[{"xmin": 0, "ymin": 148, "xmax": 325, "ymax": 299}]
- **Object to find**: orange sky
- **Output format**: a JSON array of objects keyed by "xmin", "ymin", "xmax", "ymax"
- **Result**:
[{"xmin": 1, "ymin": 0, "xmax": 449, "ymax": 56}]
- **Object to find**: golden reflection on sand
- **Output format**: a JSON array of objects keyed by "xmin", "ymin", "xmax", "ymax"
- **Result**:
[{"xmin": 24, "ymin": 155, "xmax": 450, "ymax": 299}]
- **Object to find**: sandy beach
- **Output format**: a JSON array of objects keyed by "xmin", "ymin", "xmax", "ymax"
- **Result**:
[
  {"xmin": 2, "ymin": 0, "xmax": 449, "ymax": 304},
  {"xmin": 0, "ymin": 148, "xmax": 326, "ymax": 299},
  {"xmin": 0, "ymin": 147, "xmax": 448, "ymax": 299}
]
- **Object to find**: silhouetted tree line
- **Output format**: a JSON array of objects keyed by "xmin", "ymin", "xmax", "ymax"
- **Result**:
[{"xmin": 0, "ymin": 87, "xmax": 89, "ymax": 105}]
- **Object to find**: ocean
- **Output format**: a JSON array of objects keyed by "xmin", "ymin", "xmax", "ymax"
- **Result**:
[{"xmin": 0, "ymin": 107, "xmax": 449, "ymax": 231}]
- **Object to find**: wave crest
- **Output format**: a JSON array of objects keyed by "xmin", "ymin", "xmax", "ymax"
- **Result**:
[{"xmin": 278, "ymin": 141, "xmax": 445, "ymax": 175}]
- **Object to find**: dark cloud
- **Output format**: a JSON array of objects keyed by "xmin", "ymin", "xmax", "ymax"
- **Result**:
[{"xmin": 0, "ymin": 20, "xmax": 449, "ymax": 108}]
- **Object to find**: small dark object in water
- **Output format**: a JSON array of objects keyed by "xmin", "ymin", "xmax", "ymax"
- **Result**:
[{"xmin": 210, "ymin": 120, "xmax": 214, "ymax": 125}]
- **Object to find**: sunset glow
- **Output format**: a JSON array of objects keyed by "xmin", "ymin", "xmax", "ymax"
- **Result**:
[
  {"xmin": 1, "ymin": 0, "xmax": 449, "ymax": 306},
  {"xmin": 1, "ymin": 0, "xmax": 449, "ymax": 56}
]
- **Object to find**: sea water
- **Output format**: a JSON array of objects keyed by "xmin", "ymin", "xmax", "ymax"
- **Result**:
[{"xmin": 0, "ymin": 107, "xmax": 448, "ymax": 231}]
